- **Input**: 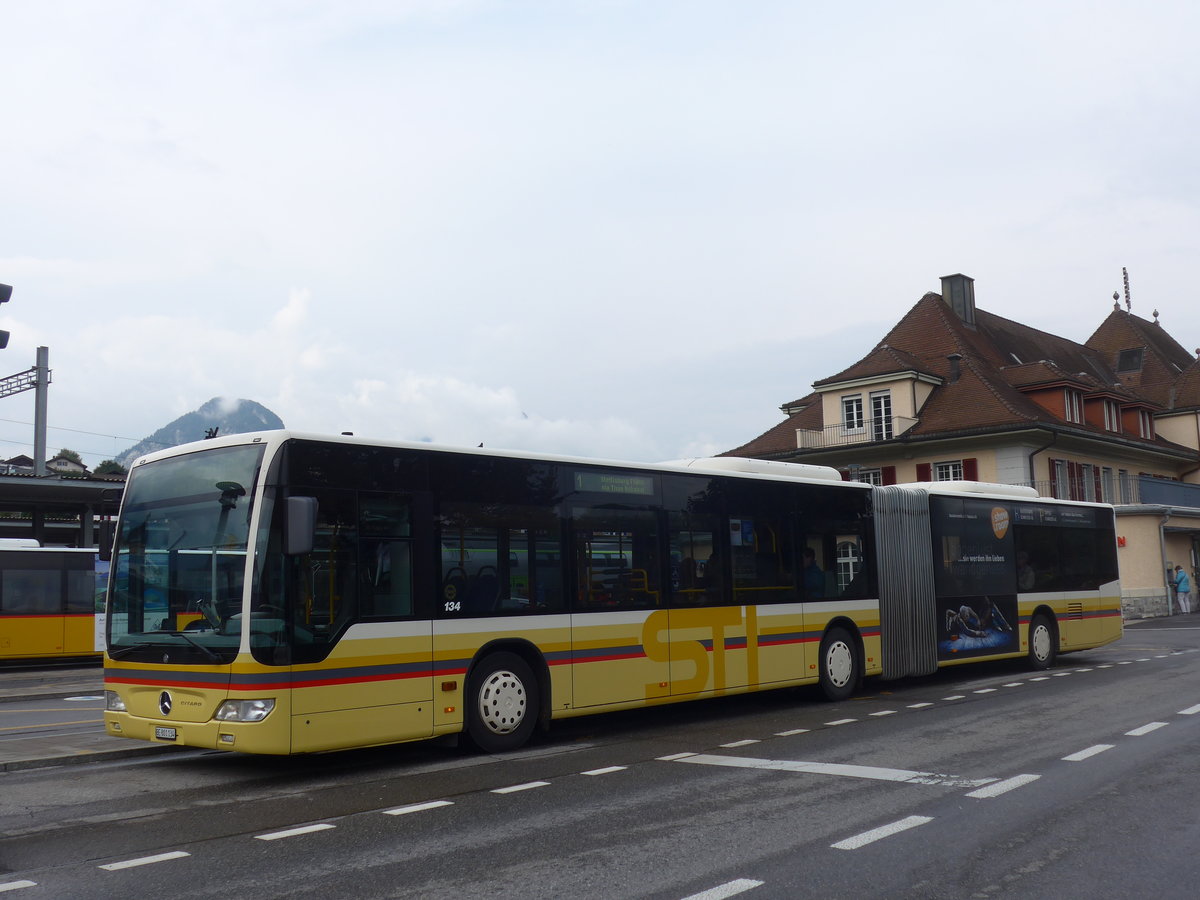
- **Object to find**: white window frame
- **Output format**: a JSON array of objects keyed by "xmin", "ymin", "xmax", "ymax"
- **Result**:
[
  {"xmin": 1139, "ymin": 410, "xmax": 1153, "ymax": 438},
  {"xmin": 854, "ymin": 468, "xmax": 883, "ymax": 486},
  {"xmin": 934, "ymin": 460, "xmax": 963, "ymax": 481},
  {"xmin": 1103, "ymin": 400, "xmax": 1121, "ymax": 432},
  {"xmin": 870, "ymin": 390, "xmax": 893, "ymax": 441},
  {"xmin": 842, "ymin": 395, "xmax": 864, "ymax": 433},
  {"xmin": 1064, "ymin": 388, "xmax": 1083, "ymax": 424}
]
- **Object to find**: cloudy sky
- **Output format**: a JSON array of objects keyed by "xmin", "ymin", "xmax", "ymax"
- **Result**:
[{"xmin": 3, "ymin": 1, "xmax": 1200, "ymax": 468}]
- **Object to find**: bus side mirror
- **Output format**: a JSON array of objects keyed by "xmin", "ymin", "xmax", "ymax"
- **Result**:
[{"xmin": 286, "ymin": 496, "xmax": 318, "ymax": 555}]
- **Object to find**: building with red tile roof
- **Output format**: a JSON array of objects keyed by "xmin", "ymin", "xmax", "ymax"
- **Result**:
[{"xmin": 727, "ymin": 274, "xmax": 1200, "ymax": 617}]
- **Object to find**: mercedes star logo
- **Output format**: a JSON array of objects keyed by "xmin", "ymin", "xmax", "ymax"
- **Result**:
[{"xmin": 159, "ymin": 691, "xmax": 173, "ymax": 717}]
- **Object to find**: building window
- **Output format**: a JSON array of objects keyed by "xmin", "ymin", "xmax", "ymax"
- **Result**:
[
  {"xmin": 1064, "ymin": 389, "xmax": 1083, "ymax": 424},
  {"xmin": 934, "ymin": 460, "xmax": 963, "ymax": 481},
  {"xmin": 855, "ymin": 468, "xmax": 883, "ymax": 486},
  {"xmin": 1101, "ymin": 467, "xmax": 1115, "ymax": 502},
  {"xmin": 1103, "ymin": 400, "xmax": 1121, "ymax": 432},
  {"xmin": 870, "ymin": 391, "xmax": 893, "ymax": 441},
  {"xmin": 842, "ymin": 395, "xmax": 864, "ymax": 433},
  {"xmin": 1118, "ymin": 469, "xmax": 1132, "ymax": 503},
  {"xmin": 1117, "ymin": 348, "xmax": 1144, "ymax": 372},
  {"xmin": 1138, "ymin": 410, "xmax": 1153, "ymax": 438}
]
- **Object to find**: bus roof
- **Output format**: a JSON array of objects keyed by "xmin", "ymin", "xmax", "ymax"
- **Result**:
[{"xmin": 130, "ymin": 430, "xmax": 860, "ymax": 488}]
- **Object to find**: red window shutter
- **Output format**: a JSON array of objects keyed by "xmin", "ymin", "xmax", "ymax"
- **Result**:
[
  {"xmin": 916, "ymin": 463, "xmax": 932, "ymax": 481},
  {"xmin": 838, "ymin": 469, "xmax": 850, "ymax": 481},
  {"xmin": 882, "ymin": 466, "xmax": 897, "ymax": 485},
  {"xmin": 962, "ymin": 458, "xmax": 978, "ymax": 481}
]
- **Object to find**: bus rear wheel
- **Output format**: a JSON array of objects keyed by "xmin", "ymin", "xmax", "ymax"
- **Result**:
[
  {"xmin": 1027, "ymin": 614, "xmax": 1057, "ymax": 670},
  {"xmin": 819, "ymin": 627, "xmax": 859, "ymax": 702},
  {"xmin": 466, "ymin": 651, "xmax": 539, "ymax": 753}
]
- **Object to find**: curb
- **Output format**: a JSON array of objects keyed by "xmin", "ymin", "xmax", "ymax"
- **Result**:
[{"xmin": 1, "ymin": 743, "xmax": 184, "ymax": 773}]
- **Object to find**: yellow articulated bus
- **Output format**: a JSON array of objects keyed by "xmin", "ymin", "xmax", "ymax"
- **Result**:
[
  {"xmin": 0, "ymin": 541, "xmax": 107, "ymax": 661},
  {"xmin": 102, "ymin": 432, "xmax": 1122, "ymax": 755}
]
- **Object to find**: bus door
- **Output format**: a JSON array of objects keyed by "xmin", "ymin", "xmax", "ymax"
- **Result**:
[
  {"xmin": 569, "ymin": 509, "xmax": 669, "ymax": 708},
  {"xmin": 661, "ymin": 513, "xmax": 748, "ymax": 695},
  {"xmin": 0, "ymin": 558, "xmax": 66, "ymax": 656},
  {"xmin": 286, "ymin": 489, "xmax": 433, "ymax": 751}
]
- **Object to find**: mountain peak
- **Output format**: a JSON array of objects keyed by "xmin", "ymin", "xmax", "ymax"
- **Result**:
[{"xmin": 116, "ymin": 398, "xmax": 284, "ymax": 467}]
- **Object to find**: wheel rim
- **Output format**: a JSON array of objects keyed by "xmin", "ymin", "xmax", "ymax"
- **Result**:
[
  {"xmin": 1031, "ymin": 623, "xmax": 1051, "ymax": 662},
  {"xmin": 477, "ymin": 668, "xmax": 528, "ymax": 735},
  {"xmin": 825, "ymin": 640, "xmax": 853, "ymax": 689}
]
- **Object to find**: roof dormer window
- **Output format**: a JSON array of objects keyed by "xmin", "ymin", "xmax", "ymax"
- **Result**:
[
  {"xmin": 1064, "ymin": 388, "xmax": 1083, "ymax": 424},
  {"xmin": 1116, "ymin": 348, "xmax": 1144, "ymax": 373}
]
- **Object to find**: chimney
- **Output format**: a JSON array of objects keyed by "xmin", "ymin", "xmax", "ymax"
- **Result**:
[
  {"xmin": 947, "ymin": 353, "xmax": 963, "ymax": 383},
  {"xmin": 940, "ymin": 273, "xmax": 976, "ymax": 329}
]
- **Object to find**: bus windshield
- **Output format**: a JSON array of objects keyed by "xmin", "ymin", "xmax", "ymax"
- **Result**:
[{"xmin": 107, "ymin": 443, "xmax": 265, "ymax": 664}]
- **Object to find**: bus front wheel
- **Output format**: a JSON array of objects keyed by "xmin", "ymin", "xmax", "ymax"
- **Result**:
[
  {"xmin": 819, "ymin": 627, "xmax": 859, "ymax": 702},
  {"xmin": 466, "ymin": 651, "xmax": 539, "ymax": 753},
  {"xmin": 1027, "ymin": 614, "xmax": 1057, "ymax": 670}
]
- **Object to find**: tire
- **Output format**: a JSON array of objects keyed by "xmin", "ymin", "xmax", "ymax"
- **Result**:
[
  {"xmin": 466, "ymin": 651, "xmax": 539, "ymax": 753},
  {"xmin": 819, "ymin": 627, "xmax": 859, "ymax": 702},
  {"xmin": 1027, "ymin": 613, "xmax": 1057, "ymax": 670}
]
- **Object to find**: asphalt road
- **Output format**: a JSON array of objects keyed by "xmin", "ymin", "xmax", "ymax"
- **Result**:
[{"xmin": 3, "ymin": 623, "xmax": 1200, "ymax": 899}]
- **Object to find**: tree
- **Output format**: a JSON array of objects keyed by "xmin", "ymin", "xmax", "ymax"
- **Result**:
[
  {"xmin": 57, "ymin": 448, "xmax": 84, "ymax": 464},
  {"xmin": 94, "ymin": 460, "xmax": 127, "ymax": 476}
]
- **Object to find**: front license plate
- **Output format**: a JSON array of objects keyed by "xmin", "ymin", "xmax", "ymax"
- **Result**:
[{"xmin": 155, "ymin": 726, "xmax": 177, "ymax": 741}]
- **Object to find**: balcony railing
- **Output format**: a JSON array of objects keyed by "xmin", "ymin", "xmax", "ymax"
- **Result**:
[{"xmin": 796, "ymin": 416, "xmax": 919, "ymax": 449}]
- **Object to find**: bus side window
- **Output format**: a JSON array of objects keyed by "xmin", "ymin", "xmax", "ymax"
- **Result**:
[{"xmin": 359, "ymin": 493, "xmax": 414, "ymax": 619}]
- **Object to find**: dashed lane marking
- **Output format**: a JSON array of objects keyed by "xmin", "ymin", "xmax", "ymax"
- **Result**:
[
  {"xmin": 681, "ymin": 878, "xmax": 764, "ymax": 899},
  {"xmin": 831, "ymin": 815, "xmax": 934, "ymax": 850},
  {"xmin": 1179, "ymin": 704, "xmax": 1200, "ymax": 715},
  {"xmin": 965, "ymin": 774, "xmax": 1040, "ymax": 798},
  {"xmin": 255, "ymin": 824, "xmax": 335, "ymax": 841},
  {"xmin": 582, "ymin": 765, "xmax": 627, "ymax": 776},
  {"xmin": 1062, "ymin": 744, "xmax": 1113, "ymax": 762},
  {"xmin": 383, "ymin": 800, "xmax": 453, "ymax": 816},
  {"xmin": 98, "ymin": 851, "xmax": 190, "ymax": 870},
  {"xmin": 1125, "ymin": 722, "xmax": 1168, "ymax": 736},
  {"xmin": 491, "ymin": 781, "xmax": 550, "ymax": 794},
  {"xmin": 0, "ymin": 882, "xmax": 37, "ymax": 893}
]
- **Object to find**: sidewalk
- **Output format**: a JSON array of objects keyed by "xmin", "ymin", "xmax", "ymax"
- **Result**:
[{"xmin": 0, "ymin": 664, "xmax": 179, "ymax": 773}]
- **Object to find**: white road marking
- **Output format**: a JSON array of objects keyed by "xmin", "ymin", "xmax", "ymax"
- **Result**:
[
  {"xmin": 1178, "ymin": 704, "xmax": 1200, "ymax": 716},
  {"xmin": 1003, "ymin": 683, "xmax": 1024, "ymax": 687},
  {"xmin": 1126, "ymin": 722, "xmax": 1168, "ymax": 736},
  {"xmin": 582, "ymin": 765, "xmax": 627, "ymax": 776},
  {"xmin": 0, "ymin": 882, "xmax": 37, "ymax": 893},
  {"xmin": 1117, "ymin": 661, "xmax": 1132, "ymax": 665},
  {"xmin": 1075, "ymin": 668, "xmax": 1093, "ymax": 672},
  {"xmin": 1062, "ymin": 744, "xmax": 1113, "ymax": 762},
  {"xmin": 255, "ymin": 824, "xmax": 335, "ymax": 841},
  {"xmin": 973, "ymin": 689, "xmax": 997, "ymax": 694},
  {"xmin": 721, "ymin": 739, "xmax": 761, "ymax": 748},
  {"xmin": 869, "ymin": 710, "xmax": 897, "ymax": 716},
  {"xmin": 774, "ymin": 728, "xmax": 809, "ymax": 736},
  {"xmin": 98, "ymin": 851, "xmax": 191, "ymax": 870},
  {"xmin": 1051, "ymin": 672, "xmax": 1072, "ymax": 677},
  {"xmin": 825, "ymin": 718, "xmax": 856, "ymax": 726},
  {"xmin": 383, "ymin": 800, "xmax": 453, "ymax": 816},
  {"xmin": 1030, "ymin": 676, "xmax": 1049, "ymax": 681},
  {"xmin": 681, "ymin": 878, "xmax": 765, "ymax": 899},
  {"xmin": 907, "ymin": 702, "xmax": 933, "ymax": 708},
  {"xmin": 942, "ymin": 695, "xmax": 965, "ymax": 700},
  {"xmin": 671, "ymin": 753, "xmax": 996, "ymax": 788},
  {"xmin": 1096, "ymin": 664, "xmax": 1113, "ymax": 668},
  {"xmin": 965, "ymin": 774, "xmax": 1040, "ymax": 798},
  {"xmin": 491, "ymin": 781, "xmax": 550, "ymax": 794},
  {"xmin": 658, "ymin": 752, "xmax": 696, "ymax": 761},
  {"xmin": 831, "ymin": 815, "xmax": 934, "ymax": 850}
]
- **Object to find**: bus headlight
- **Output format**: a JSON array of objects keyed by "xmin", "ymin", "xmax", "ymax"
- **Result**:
[
  {"xmin": 214, "ymin": 699, "xmax": 275, "ymax": 722},
  {"xmin": 105, "ymin": 691, "xmax": 127, "ymax": 712}
]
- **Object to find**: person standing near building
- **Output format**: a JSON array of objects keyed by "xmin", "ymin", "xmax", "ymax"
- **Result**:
[{"xmin": 1174, "ymin": 565, "xmax": 1192, "ymax": 614}]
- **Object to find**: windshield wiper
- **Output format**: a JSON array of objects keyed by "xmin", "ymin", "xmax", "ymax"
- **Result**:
[
  {"xmin": 107, "ymin": 642, "xmax": 153, "ymax": 660},
  {"xmin": 164, "ymin": 631, "xmax": 222, "ymax": 662}
]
